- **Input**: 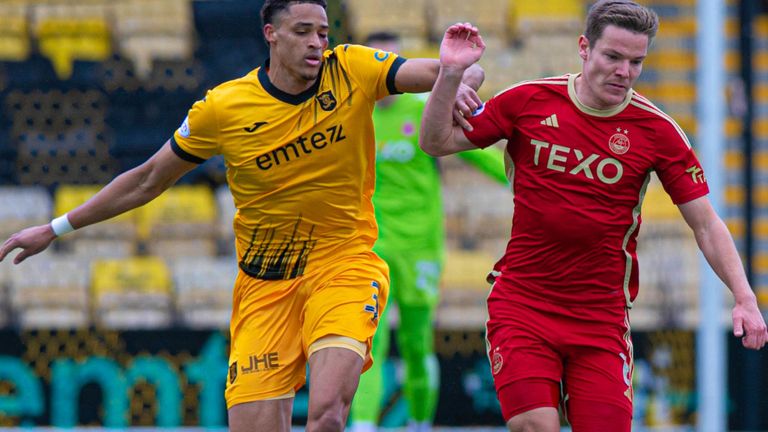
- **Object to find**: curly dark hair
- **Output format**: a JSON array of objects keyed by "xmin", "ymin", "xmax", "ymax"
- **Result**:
[{"xmin": 260, "ymin": 0, "xmax": 328, "ymax": 27}]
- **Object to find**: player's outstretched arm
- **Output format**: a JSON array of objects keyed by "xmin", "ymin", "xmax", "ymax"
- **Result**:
[
  {"xmin": 394, "ymin": 57, "xmax": 484, "ymax": 94},
  {"xmin": 0, "ymin": 140, "xmax": 198, "ymax": 264},
  {"xmin": 393, "ymin": 23, "xmax": 485, "ymax": 132},
  {"xmin": 420, "ymin": 23, "xmax": 486, "ymax": 157},
  {"xmin": 678, "ymin": 196, "xmax": 768, "ymax": 350}
]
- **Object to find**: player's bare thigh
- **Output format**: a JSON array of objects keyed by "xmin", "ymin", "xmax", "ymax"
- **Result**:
[
  {"xmin": 305, "ymin": 337, "xmax": 367, "ymax": 430},
  {"xmin": 506, "ymin": 407, "xmax": 560, "ymax": 432},
  {"xmin": 228, "ymin": 396, "xmax": 293, "ymax": 432}
]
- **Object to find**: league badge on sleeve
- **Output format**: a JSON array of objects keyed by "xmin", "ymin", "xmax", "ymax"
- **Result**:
[
  {"xmin": 471, "ymin": 103, "xmax": 485, "ymax": 117},
  {"xmin": 373, "ymin": 50, "xmax": 391, "ymax": 62},
  {"xmin": 178, "ymin": 116, "xmax": 191, "ymax": 138}
]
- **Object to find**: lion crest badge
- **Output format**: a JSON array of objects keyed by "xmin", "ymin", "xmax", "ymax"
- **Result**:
[{"xmin": 316, "ymin": 91, "xmax": 337, "ymax": 111}]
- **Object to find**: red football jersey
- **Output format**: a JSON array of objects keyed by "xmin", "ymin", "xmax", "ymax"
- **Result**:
[{"xmin": 465, "ymin": 74, "xmax": 709, "ymax": 307}]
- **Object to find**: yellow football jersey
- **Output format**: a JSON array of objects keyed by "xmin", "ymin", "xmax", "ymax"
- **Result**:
[{"xmin": 172, "ymin": 44, "xmax": 405, "ymax": 280}]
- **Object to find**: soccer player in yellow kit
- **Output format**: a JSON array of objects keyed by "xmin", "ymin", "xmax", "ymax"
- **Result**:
[{"xmin": 0, "ymin": 1, "xmax": 486, "ymax": 431}]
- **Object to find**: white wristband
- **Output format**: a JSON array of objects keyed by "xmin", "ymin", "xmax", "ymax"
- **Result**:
[{"xmin": 50, "ymin": 214, "xmax": 75, "ymax": 237}]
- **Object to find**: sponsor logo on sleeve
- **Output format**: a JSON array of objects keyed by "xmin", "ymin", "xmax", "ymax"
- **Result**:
[{"xmin": 686, "ymin": 165, "xmax": 706, "ymax": 184}]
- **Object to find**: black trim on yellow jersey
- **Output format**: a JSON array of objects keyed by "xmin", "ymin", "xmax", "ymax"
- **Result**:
[
  {"xmin": 170, "ymin": 136, "xmax": 207, "ymax": 164},
  {"xmin": 239, "ymin": 218, "xmax": 317, "ymax": 280},
  {"xmin": 257, "ymin": 59, "xmax": 324, "ymax": 105},
  {"xmin": 386, "ymin": 56, "xmax": 406, "ymax": 95}
]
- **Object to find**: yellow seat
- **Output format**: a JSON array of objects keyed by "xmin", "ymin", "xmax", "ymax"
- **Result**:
[
  {"xmin": 758, "ymin": 287, "xmax": 768, "ymax": 309},
  {"xmin": 91, "ymin": 256, "xmax": 172, "ymax": 328},
  {"xmin": 429, "ymin": 0, "xmax": 511, "ymax": 41},
  {"xmin": 437, "ymin": 248, "xmax": 497, "ymax": 329},
  {"xmin": 441, "ymin": 249, "xmax": 498, "ymax": 291},
  {"xmin": 34, "ymin": 7, "xmax": 111, "ymax": 79},
  {"xmin": 137, "ymin": 184, "xmax": 216, "ymax": 237},
  {"xmin": 508, "ymin": 0, "xmax": 583, "ymax": 37},
  {"xmin": 113, "ymin": 0, "xmax": 194, "ymax": 79},
  {"xmin": 9, "ymin": 254, "xmax": 91, "ymax": 328},
  {"xmin": 0, "ymin": 4, "xmax": 31, "ymax": 61},
  {"xmin": 345, "ymin": 0, "xmax": 429, "ymax": 49},
  {"xmin": 137, "ymin": 185, "xmax": 218, "ymax": 257},
  {"xmin": 641, "ymin": 174, "xmax": 679, "ymax": 221}
]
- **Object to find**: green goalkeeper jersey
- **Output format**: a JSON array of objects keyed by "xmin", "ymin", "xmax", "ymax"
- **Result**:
[{"xmin": 373, "ymin": 93, "xmax": 507, "ymax": 253}]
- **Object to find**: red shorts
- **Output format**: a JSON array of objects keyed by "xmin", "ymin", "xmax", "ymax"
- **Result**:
[{"xmin": 486, "ymin": 288, "xmax": 634, "ymax": 431}]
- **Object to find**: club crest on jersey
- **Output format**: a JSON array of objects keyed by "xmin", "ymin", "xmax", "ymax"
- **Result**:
[
  {"xmin": 609, "ymin": 127, "xmax": 630, "ymax": 155},
  {"xmin": 492, "ymin": 347, "xmax": 503, "ymax": 375},
  {"xmin": 316, "ymin": 91, "xmax": 337, "ymax": 111},
  {"xmin": 229, "ymin": 361, "xmax": 237, "ymax": 384}
]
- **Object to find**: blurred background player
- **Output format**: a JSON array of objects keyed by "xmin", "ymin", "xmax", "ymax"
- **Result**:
[{"xmin": 349, "ymin": 31, "xmax": 507, "ymax": 432}]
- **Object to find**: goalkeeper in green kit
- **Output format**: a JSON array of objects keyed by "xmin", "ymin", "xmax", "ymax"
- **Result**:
[{"xmin": 349, "ymin": 32, "xmax": 508, "ymax": 432}]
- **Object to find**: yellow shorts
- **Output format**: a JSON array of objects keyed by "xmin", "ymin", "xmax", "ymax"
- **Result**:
[{"xmin": 225, "ymin": 250, "xmax": 389, "ymax": 408}]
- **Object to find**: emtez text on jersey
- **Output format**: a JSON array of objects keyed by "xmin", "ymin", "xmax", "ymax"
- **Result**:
[
  {"xmin": 256, "ymin": 124, "xmax": 347, "ymax": 170},
  {"xmin": 531, "ymin": 139, "xmax": 623, "ymax": 185}
]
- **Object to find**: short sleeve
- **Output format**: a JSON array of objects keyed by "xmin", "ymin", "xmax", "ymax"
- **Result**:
[
  {"xmin": 171, "ymin": 90, "xmax": 219, "ymax": 163},
  {"xmin": 654, "ymin": 121, "xmax": 709, "ymax": 204},
  {"xmin": 464, "ymin": 90, "xmax": 519, "ymax": 149},
  {"xmin": 340, "ymin": 44, "xmax": 405, "ymax": 101}
]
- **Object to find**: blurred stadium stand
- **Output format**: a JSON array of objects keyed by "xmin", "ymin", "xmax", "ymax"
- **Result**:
[
  {"xmin": 0, "ymin": 0, "xmax": 758, "ymax": 333},
  {"xmin": 91, "ymin": 256, "xmax": 173, "ymax": 329}
]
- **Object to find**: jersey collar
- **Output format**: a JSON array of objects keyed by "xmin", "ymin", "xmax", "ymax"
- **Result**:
[
  {"xmin": 567, "ymin": 73, "xmax": 634, "ymax": 117},
  {"xmin": 258, "ymin": 58, "xmax": 324, "ymax": 105}
]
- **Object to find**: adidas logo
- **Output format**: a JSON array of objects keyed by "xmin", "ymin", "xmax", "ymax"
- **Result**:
[{"xmin": 540, "ymin": 114, "xmax": 559, "ymax": 128}]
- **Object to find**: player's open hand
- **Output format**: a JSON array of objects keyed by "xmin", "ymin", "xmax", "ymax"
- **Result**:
[
  {"xmin": 732, "ymin": 299, "xmax": 768, "ymax": 350},
  {"xmin": 440, "ymin": 22, "xmax": 485, "ymax": 71},
  {"xmin": 0, "ymin": 224, "xmax": 57, "ymax": 265}
]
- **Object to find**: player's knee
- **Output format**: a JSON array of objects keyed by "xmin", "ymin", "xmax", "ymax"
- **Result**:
[
  {"xmin": 307, "ymin": 405, "xmax": 346, "ymax": 432},
  {"xmin": 308, "ymin": 388, "xmax": 353, "ymax": 432},
  {"xmin": 306, "ymin": 395, "xmax": 352, "ymax": 432}
]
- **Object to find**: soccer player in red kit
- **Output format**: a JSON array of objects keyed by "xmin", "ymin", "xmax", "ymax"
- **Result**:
[{"xmin": 420, "ymin": 1, "xmax": 768, "ymax": 431}]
